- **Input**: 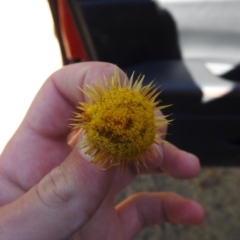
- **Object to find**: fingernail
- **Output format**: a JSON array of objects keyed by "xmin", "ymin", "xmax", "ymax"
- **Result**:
[
  {"xmin": 77, "ymin": 131, "xmax": 92, "ymax": 163},
  {"xmin": 154, "ymin": 142, "xmax": 163, "ymax": 160}
]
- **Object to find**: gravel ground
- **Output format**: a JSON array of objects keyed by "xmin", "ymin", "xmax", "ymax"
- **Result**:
[{"xmin": 116, "ymin": 167, "xmax": 240, "ymax": 240}]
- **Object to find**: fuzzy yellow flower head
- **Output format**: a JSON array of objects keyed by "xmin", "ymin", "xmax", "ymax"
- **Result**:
[{"xmin": 71, "ymin": 70, "xmax": 169, "ymax": 171}]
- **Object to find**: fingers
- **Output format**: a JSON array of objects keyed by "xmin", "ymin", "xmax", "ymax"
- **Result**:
[
  {"xmin": 0, "ymin": 62, "xmax": 126, "ymax": 192},
  {"xmin": 22, "ymin": 62, "xmax": 126, "ymax": 139},
  {"xmin": 130, "ymin": 141, "xmax": 201, "ymax": 180},
  {"xmin": 160, "ymin": 142, "xmax": 201, "ymax": 179},
  {"xmin": 0, "ymin": 174, "xmax": 25, "ymax": 206},
  {"xmin": 0, "ymin": 147, "xmax": 117, "ymax": 239},
  {"xmin": 127, "ymin": 109, "xmax": 200, "ymax": 180},
  {"xmin": 106, "ymin": 140, "xmax": 201, "ymax": 198},
  {"xmin": 116, "ymin": 192, "xmax": 204, "ymax": 240}
]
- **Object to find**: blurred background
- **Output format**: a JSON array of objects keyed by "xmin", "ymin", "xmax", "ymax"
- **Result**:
[
  {"xmin": 1, "ymin": 0, "xmax": 240, "ymax": 239},
  {"xmin": 0, "ymin": 0, "xmax": 62, "ymax": 153}
]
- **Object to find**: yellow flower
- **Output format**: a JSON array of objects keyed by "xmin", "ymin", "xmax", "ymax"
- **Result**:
[{"xmin": 71, "ymin": 69, "xmax": 169, "ymax": 172}]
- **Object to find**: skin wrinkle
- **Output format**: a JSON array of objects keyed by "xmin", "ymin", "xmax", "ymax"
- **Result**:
[
  {"xmin": 116, "ymin": 192, "xmax": 194, "ymax": 240},
  {"xmin": 35, "ymin": 181, "xmax": 53, "ymax": 209},
  {"xmin": 116, "ymin": 193, "xmax": 150, "ymax": 240},
  {"xmin": 51, "ymin": 69, "xmax": 80, "ymax": 108},
  {"xmin": 6, "ymin": 134, "xmax": 70, "ymax": 192},
  {"xmin": 23, "ymin": 122, "xmax": 69, "ymax": 151},
  {"xmin": 62, "ymin": 150, "xmax": 119, "ymax": 229},
  {"xmin": 41, "ymin": 167, "xmax": 74, "ymax": 205},
  {"xmin": 0, "ymin": 63, "xmax": 204, "ymax": 239},
  {"xmin": 56, "ymin": 79, "xmax": 75, "ymax": 107},
  {"xmin": 160, "ymin": 193, "xmax": 172, "ymax": 224},
  {"xmin": 45, "ymin": 150, "xmax": 86, "ymax": 206},
  {"xmin": 135, "ymin": 195, "xmax": 148, "ymax": 230},
  {"xmin": 0, "ymin": 176, "xmax": 25, "ymax": 206},
  {"xmin": 47, "ymin": 80, "xmax": 79, "ymax": 150},
  {"xmin": 33, "ymin": 168, "xmax": 94, "ymax": 236},
  {"xmin": 0, "ymin": 160, "xmax": 14, "ymax": 184},
  {"xmin": 20, "ymin": 86, "xmax": 71, "ymax": 140},
  {"xmin": 133, "ymin": 193, "xmax": 164, "ymax": 228},
  {"xmin": 25, "ymin": 187, "xmax": 84, "ymax": 239},
  {"xmin": 79, "ymin": 194, "xmax": 123, "ymax": 240},
  {"xmin": 0, "ymin": 130, "xmax": 41, "ymax": 191}
]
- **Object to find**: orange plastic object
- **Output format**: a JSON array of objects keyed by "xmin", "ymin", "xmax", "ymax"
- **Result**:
[{"xmin": 58, "ymin": 0, "xmax": 89, "ymax": 61}]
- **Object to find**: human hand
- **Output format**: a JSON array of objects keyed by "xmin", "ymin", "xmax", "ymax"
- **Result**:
[{"xmin": 0, "ymin": 62, "xmax": 204, "ymax": 240}]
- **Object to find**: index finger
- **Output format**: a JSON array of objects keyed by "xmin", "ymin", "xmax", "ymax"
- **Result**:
[
  {"xmin": 23, "ymin": 62, "xmax": 126, "ymax": 138},
  {"xmin": 0, "ymin": 62, "xmax": 126, "ymax": 191}
]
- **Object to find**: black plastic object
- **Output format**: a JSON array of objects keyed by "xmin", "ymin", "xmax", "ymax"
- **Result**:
[
  {"xmin": 48, "ymin": 0, "xmax": 240, "ymax": 166},
  {"xmin": 67, "ymin": 0, "xmax": 181, "ymax": 68},
  {"xmin": 125, "ymin": 60, "xmax": 240, "ymax": 166},
  {"xmin": 221, "ymin": 64, "xmax": 240, "ymax": 83}
]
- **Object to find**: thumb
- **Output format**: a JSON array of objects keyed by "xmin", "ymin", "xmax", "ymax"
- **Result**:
[{"xmin": 0, "ymin": 147, "xmax": 116, "ymax": 240}]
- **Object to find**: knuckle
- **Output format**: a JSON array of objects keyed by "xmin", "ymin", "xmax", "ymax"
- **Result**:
[{"xmin": 36, "ymin": 166, "xmax": 74, "ymax": 208}]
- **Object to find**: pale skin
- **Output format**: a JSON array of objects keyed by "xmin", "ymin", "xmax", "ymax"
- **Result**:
[{"xmin": 0, "ymin": 62, "xmax": 204, "ymax": 240}]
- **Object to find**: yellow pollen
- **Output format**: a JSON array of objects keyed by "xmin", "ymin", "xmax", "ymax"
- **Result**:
[
  {"xmin": 70, "ymin": 69, "xmax": 170, "ymax": 171},
  {"xmin": 85, "ymin": 88, "xmax": 156, "ymax": 159}
]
